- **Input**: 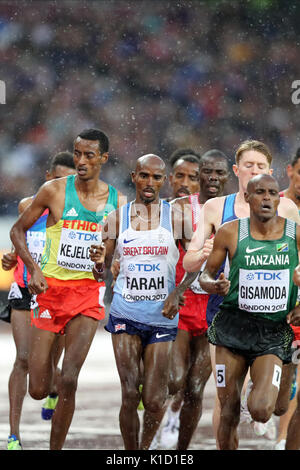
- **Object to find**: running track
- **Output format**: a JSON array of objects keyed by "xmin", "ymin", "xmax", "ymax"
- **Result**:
[{"xmin": 0, "ymin": 320, "xmax": 280, "ymax": 452}]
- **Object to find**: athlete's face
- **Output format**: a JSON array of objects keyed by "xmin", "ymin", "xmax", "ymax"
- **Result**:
[
  {"xmin": 132, "ymin": 161, "xmax": 166, "ymax": 204},
  {"xmin": 286, "ymin": 160, "xmax": 300, "ymax": 199},
  {"xmin": 73, "ymin": 138, "xmax": 108, "ymax": 180},
  {"xmin": 245, "ymin": 176, "xmax": 280, "ymax": 221},
  {"xmin": 233, "ymin": 150, "xmax": 272, "ymax": 190},
  {"xmin": 169, "ymin": 160, "xmax": 200, "ymax": 198},
  {"xmin": 46, "ymin": 165, "xmax": 76, "ymax": 181},
  {"xmin": 199, "ymin": 157, "xmax": 229, "ymax": 200}
]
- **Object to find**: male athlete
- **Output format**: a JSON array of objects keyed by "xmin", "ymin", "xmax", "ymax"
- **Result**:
[
  {"xmin": 10, "ymin": 128, "xmax": 125, "ymax": 450},
  {"xmin": 156, "ymin": 149, "xmax": 229, "ymax": 450},
  {"xmin": 183, "ymin": 139, "xmax": 300, "ymax": 445},
  {"xmin": 1, "ymin": 151, "xmax": 76, "ymax": 450},
  {"xmin": 91, "ymin": 154, "xmax": 192, "ymax": 450},
  {"xmin": 199, "ymin": 174, "xmax": 300, "ymax": 449}
]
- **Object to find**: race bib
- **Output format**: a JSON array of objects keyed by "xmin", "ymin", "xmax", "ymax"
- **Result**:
[
  {"xmin": 239, "ymin": 268, "xmax": 289, "ymax": 314},
  {"xmin": 57, "ymin": 227, "xmax": 101, "ymax": 272},
  {"xmin": 27, "ymin": 229, "xmax": 46, "ymax": 265},
  {"xmin": 122, "ymin": 259, "xmax": 168, "ymax": 302}
]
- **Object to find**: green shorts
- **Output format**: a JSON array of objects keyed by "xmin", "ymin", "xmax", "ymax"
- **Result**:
[{"xmin": 207, "ymin": 307, "xmax": 294, "ymax": 365}]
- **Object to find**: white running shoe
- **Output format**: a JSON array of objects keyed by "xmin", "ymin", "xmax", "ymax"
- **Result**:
[
  {"xmin": 264, "ymin": 416, "xmax": 276, "ymax": 440},
  {"xmin": 274, "ymin": 439, "xmax": 286, "ymax": 450},
  {"xmin": 159, "ymin": 416, "xmax": 180, "ymax": 449},
  {"xmin": 149, "ymin": 434, "xmax": 159, "ymax": 450}
]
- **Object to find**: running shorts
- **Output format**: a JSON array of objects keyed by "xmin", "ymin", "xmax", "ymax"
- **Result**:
[
  {"xmin": 105, "ymin": 314, "xmax": 177, "ymax": 347},
  {"xmin": 207, "ymin": 307, "xmax": 294, "ymax": 365},
  {"xmin": 291, "ymin": 325, "xmax": 300, "ymax": 343},
  {"xmin": 31, "ymin": 277, "xmax": 106, "ymax": 334},
  {"xmin": 0, "ymin": 283, "xmax": 32, "ymax": 323},
  {"xmin": 178, "ymin": 290, "xmax": 209, "ymax": 337}
]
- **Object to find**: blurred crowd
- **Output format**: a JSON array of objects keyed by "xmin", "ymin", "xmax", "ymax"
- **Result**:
[{"xmin": 0, "ymin": 0, "xmax": 300, "ymax": 215}]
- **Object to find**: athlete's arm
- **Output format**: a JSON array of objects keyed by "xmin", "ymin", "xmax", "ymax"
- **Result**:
[
  {"xmin": 292, "ymin": 226, "xmax": 300, "ymax": 286},
  {"xmin": 91, "ymin": 209, "xmax": 119, "ymax": 282},
  {"xmin": 183, "ymin": 197, "xmax": 221, "ymax": 272},
  {"xmin": 199, "ymin": 222, "xmax": 237, "ymax": 295},
  {"xmin": 10, "ymin": 182, "xmax": 59, "ymax": 294},
  {"xmin": 1, "ymin": 196, "xmax": 35, "ymax": 271}
]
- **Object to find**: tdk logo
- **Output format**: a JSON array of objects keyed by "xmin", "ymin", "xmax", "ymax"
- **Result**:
[
  {"xmin": 246, "ymin": 271, "xmax": 282, "ymax": 281},
  {"xmin": 128, "ymin": 263, "xmax": 161, "ymax": 272},
  {"xmin": 68, "ymin": 232, "xmax": 99, "ymax": 242}
]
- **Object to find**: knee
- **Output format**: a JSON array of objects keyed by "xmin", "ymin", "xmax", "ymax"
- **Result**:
[
  {"xmin": 59, "ymin": 371, "xmax": 78, "ymax": 395},
  {"xmin": 274, "ymin": 401, "xmax": 289, "ymax": 417},
  {"xmin": 29, "ymin": 383, "xmax": 48, "ymax": 400},
  {"xmin": 248, "ymin": 401, "xmax": 273, "ymax": 423},
  {"xmin": 121, "ymin": 384, "xmax": 140, "ymax": 409},
  {"xmin": 14, "ymin": 353, "xmax": 29, "ymax": 372},
  {"xmin": 143, "ymin": 396, "xmax": 165, "ymax": 415}
]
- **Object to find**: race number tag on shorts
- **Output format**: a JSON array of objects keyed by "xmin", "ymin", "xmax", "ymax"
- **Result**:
[
  {"xmin": 122, "ymin": 259, "xmax": 168, "ymax": 303},
  {"xmin": 238, "ymin": 268, "xmax": 289, "ymax": 314},
  {"xmin": 216, "ymin": 364, "xmax": 226, "ymax": 387},
  {"xmin": 272, "ymin": 364, "xmax": 282, "ymax": 390},
  {"xmin": 57, "ymin": 227, "xmax": 101, "ymax": 272}
]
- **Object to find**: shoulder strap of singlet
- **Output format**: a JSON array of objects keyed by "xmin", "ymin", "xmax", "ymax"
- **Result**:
[
  {"xmin": 221, "ymin": 193, "xmax": 236, "ymax": 223},
  {"xmin": 189, "ymin": 193, "xmax": 201, "ymax": 232},
  {"xmin": 239, "ymin": 217, "xmax": 249, "ymax": 242},
  {"xmin": 285, "ymin": 218, "xmax": 296, "ymax": 240}
]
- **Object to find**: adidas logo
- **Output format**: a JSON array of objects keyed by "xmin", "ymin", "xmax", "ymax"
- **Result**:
[
  {"xmin": 40, "ymin": 309, "xmax": 52, "ymax": 319},
  {"xmin": 66, "ymin": 207, "xmax": 78, "ymax": 217}
]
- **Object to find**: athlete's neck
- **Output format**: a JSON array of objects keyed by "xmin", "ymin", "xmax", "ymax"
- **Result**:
[{"xmin": 283, "ymin": 187, "xmax": 300, "ymax": 209}]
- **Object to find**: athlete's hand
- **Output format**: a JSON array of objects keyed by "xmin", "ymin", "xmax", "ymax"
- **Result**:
[
  {"xmin": 28, "ymin": 267, "xmax": 48, "ymax": 295},
  {"xmin": 90, "ymin": 243, "xmax": 106, "ymax": 268},
  {"xmin": 214, "ymin": 272, "xmax": 230, "ymax": 296},
  {"xmin": 287, "ymin": 305, "xmax": 300, "ymax": 326},
  {"xmin": 162, "ymin": 290, "xmax": 183, "ymax": 320},
  {"xmin": 1, "ymin": 252, "xmax": 18, "ymax": 271}
]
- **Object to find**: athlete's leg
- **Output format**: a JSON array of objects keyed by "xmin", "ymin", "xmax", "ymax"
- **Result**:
[
  {"xmin": 8, "ymin": 309, "xmax": 31, "ymax": 440},
  {"xmin": 49, "ymin": 314, "xmax": 98, "ymax": 450},
  {"xmin": 215, "ymin": 346, "xmax": 248, "ymax": 450},
  {"xmin": 276, "ymin": 364, "xmax": 300, "ymax": 448},
  {"xmin": 177, "ymin": 334, "xmax": 212, "ymax": 450},
  {"xmin": 274, "ymin": 362, "xmax": 297, "ymax": 416},
  {"xmin": 140, "ymin": 340, "xmax": 173, "ymax": 450},
  {"xmin": 112, "ymin": 332, "xmax": 143, "ymax": 450},
  {"xmin": 209, "ymin": 343, "xmax": 221, "ymax": 448},
  {"xmin": 285, "ymin": 387, "xmax": 300, "ymax": 449},
  {"xmin": 168, "ymin": 329, "xmax": 191, "ymax": 395},
  {"xmin": 248, "ymin": 355, "xmax": 283, "ymax": 423},
  {"xmin": 28, "ymin": 325, "xmax": 57, "ymax": 400}
]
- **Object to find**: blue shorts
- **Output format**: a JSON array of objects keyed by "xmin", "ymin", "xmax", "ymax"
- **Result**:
[{"xmin": 105, "ymin": 314, "xmax": 177, "ymax": 347}]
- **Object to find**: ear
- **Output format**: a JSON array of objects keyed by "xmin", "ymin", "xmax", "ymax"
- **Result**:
[
  {"xmin": 100, "ymin": 152, "xmax": 109, "ymax": 164},
  {"xmin": 45, "ymin": 170, "xmax": 52, "ymax": 181},
  {"xmin": 244, "ymin": 191, "xmax": 249, "ymax": 203},
  {"xmin": 232, "ymin": 164, "xmax": 239, "ymax": 177},
  {"xmin": 131, "ymin": 171, "xmax": 136, "ymax": 184},
  {"xmin": 286, "ymin": 164, "xmax": 293, "ymax": 178},
  {"xmin": 269, "ymin": 168, "xmax": 273, "ymax": 175}
]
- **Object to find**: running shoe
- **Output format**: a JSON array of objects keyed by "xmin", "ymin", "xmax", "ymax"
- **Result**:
[
  {"xmin": 149, "ymin": 434, "xmax": 159, "ymax": 450},
  {"xmin": 274, "ymin": 439, "xmax": 286, "ymax": 450},
  {"xmin": 138, "ymin": 384, "xmax": 144, "ymax": 411},
  {"xmin": 159, "ymin": 415, "xmax": 180, "ymax": 449},
  {"xmin": 7, "ymin": 434, "xmax": 22, "ymax": 450},
  {"xmin": 41, "ymin": 394, "xmax": 58, "ymax": 420}
]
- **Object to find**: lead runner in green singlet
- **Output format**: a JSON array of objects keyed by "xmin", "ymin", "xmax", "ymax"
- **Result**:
[{"xmin": 199, "ymin": 174, "xmax": 300, "ymax": 450}]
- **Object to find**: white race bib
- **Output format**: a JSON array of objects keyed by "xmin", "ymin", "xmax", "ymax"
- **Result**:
[
  {"xmin": 57, "ymin": 227, "xmax": 101, "ymax": 272},
  {"xmin": 239, "ymin": 268, "xmax": 289, "ymax": 314},
  {"xmin": 122, "ymin": 259, "xmax": 168, "ymax": 303}
]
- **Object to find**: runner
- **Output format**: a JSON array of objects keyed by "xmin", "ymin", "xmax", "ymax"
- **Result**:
[
  {"xmin": 9, "ymin": 128, "xmax": 124, "ymax": 450},
  {"xmin": 90, "ymin": 154, "xmax": 192, "ymax": 450},
  {"xmin": 199, "ymin": 174, "xmax": 300, "ymax": 450},
  {"xmin": 1, "ymin": 151, "xmax": 76, "ymax": 450},
  {"xmin": 183, "ymin": 139, "xmax": 300, "ymax": 447},
  {"xmin": 155, "ymin": 149, "xmax": 229, "ymax": 450}
]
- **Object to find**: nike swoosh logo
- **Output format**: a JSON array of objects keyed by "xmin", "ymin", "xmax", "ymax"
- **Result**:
[
  {"xmin": 156, "ymin": 333, "xmax": 170, "ymax": 339},
  {"xmin": 246, "ymin": 246, "xmax": 265, "ymax": 254},
  {"xmin": 124, "ymin": 238, "xmax": 137, "ymax": 244}
]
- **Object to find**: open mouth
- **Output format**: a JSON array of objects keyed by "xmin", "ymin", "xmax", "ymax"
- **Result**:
[
  {"xmin": 77, "ymin": 167, "xmax": 87, "ymax": 175},
  {"xmin": 177, "ymin": 188, "xmax": 190, "ymax": 197},
  {"xmin": 143, "ymin": 188, "xmax": 155, "ymax": 198},
  {"xmin": 261, "ymin": 203, "xmax": 272, "ymax": 210}
]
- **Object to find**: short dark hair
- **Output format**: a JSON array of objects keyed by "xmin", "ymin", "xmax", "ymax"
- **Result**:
[
  {"xmin": 49, "ymin": 151, "xmax": 75, "ymax": 171},
  {"xmin": 169, "ymin": 148, "xmax": 201, "ymax": 168},
  {"xmin": 76, "ymin": 128, "xmax": 109, "ymax": 153},
  {"xmin": 291, "ymin": 148, "xmax": 300, "ymax": 166},
  {"xmin": 200, "ymin": 149, "xmax": 229, "ymax": 167}
]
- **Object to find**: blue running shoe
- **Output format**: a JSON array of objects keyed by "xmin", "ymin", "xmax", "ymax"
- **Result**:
[{"xmin": 41, "ymin": 395, "xmax": 58, "ymax": 420}]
